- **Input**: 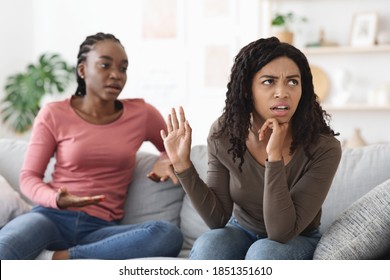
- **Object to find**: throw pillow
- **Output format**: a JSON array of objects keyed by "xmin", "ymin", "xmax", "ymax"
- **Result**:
[
  {"xmin": 314, "ymin": 179, "xmax": 390, "ymax": 259},
  {"xmin": 0, "ymin": 175, "xmax": 31, "ymax": 227},
  {"xmin": 120, "ymin": 151, "xmax": 185, "ymax": 227}
]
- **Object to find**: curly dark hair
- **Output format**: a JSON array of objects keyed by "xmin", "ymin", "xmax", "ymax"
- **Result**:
[
  {"xmin": 213, "ymin": 37, "xmax": 338, "ymax": 171},
  {"xmin": 74, "ymin": 32, "xmax": 123, "ymax": 96}
]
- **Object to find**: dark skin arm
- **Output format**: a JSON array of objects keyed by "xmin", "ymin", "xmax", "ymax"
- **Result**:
[
  {"xmin": 147, "ymin": 153, "xmax": 179, "ymax": 184},
  {"xmin": 56, "ymin": 186, "xmax": 105, "ymax": 209}
]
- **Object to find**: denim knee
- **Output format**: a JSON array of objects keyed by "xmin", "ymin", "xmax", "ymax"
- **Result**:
[
  {"xmin": 0, "ymin": 241, "xmax": 20, "ymax": 260},
  {"xmin": 0, "ymin": 212, "xmax": 61, "ymax": 260},
  {"xmin": 246, "ymin": 236, "xmax": 319, "ymax": 260},
  {"xmin": 190, "ymin": 226, "xmax": 252, "ymax": 260},
  {"xmin": 246, "ymin": 239, "xmax": 286, "ymax": 260},
  {"xmin": 153, "ymin": 220, "xmax": 183, "ymax": 257},
  {"xmin": 69, "ymin": 220, "xmax": 184, "ymax": 259}
]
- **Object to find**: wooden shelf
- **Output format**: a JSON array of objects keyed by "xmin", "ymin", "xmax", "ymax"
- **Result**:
[
  {"xmin": 323, "ymin": 104, "xmax": 390, "ymax": 112},
  {"xmin": 303, "ymin": 44, "xmax": 390, "ymax": 55}
]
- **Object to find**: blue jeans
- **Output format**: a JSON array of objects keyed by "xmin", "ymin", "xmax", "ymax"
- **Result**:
[
  {"xmin": 0, "ymin": 206, "xmax": 183, "ymax": 260},
  {"xmin": 190, "ymin": 217, "xmax": 321, "ymax": 260}
]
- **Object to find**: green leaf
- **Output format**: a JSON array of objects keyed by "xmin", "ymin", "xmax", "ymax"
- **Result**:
[{"xmin": 1, "ymin": 53, "xmax": 75, "ymax": 133}]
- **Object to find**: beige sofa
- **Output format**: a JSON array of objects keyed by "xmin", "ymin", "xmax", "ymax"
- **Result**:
[{"xmin": 0, "ymin": 138, "xmax": 389, "ymax": 259}]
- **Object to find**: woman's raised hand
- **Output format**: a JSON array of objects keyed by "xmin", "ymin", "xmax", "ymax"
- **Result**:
[{"xmin": 160, "ymin": 106, "xmax": 192, "ymax": 173}]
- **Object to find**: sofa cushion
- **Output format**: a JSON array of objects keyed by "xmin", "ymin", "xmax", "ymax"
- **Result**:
[
  {"xmin": 179, "ymin": 145, "xmax": 210, "ymax": 254},
  {"xmin": 0, "ymin": 175, "xmax": 31, "ymax": 227},
  {"xmin": 0, "ymin": 139, "xmax": 29, "ymax": 194},
  {"xmin": 320, "ymin": 144, "xmax": 390, "ymax": 233},
  {"xmin": 314, "ymin": 179, "xmax": 390, "ymax": 260},
  {"xmin": 0, "ymin": 138, "xmax": 55, "ymax": 204},
  {"xmin": 121, "ymin": 151, "xmax": 185, "ymax": 227},
  {"xmin": 180, "ymin": 195, "xmax": 210, "ymax": 254}
]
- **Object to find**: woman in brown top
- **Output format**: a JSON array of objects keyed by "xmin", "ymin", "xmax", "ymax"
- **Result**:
[{"xmin": 161, "ymin": 37, "xmax": 342, "ymax": 259}]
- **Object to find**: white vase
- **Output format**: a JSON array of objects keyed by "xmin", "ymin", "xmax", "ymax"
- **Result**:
[
  {"xmin": 332, "ymin": 69, "xmax": 352, "ymax": 106},
  {"xmin": 345, "ymin": 128, "xmax": 367, "ymax": 149}
]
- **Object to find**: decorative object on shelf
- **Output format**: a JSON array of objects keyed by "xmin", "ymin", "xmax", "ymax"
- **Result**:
[
  {"xmin": 271, "ymin": 11, "xmax": 307, "ymax": 45},
  {"xmin": 376, "ymin": 31, "xmax": 390, "ymax": 45},
  {"xmin": 350, "ymin": 12, "xmax": 378, "ymax": 47},
  {"xmin": 368, "ymin": 83, "xmax": 390, "ymax": 105},
  {"xmin": 331, "ymin": 69, "xmax": 353, "ymax": 106},
  {"xmin": 310, "ymin": 65, "xmax": 329, "ymax": 103},
  {"xmin": 306, "ymin": 29, "xmax": 339, "ymax": 48},
  {"xmin": 345, "ymin": 128, "xmax": 367, "ymax": 149},
  {"xmin": 1, "ymin": 53, "xmax": 75, "ymax": 134}
]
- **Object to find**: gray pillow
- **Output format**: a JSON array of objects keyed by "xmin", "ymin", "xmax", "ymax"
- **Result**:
[
  {"xmin": 0, "ymin": 175, "xmax": 31, "ymax": 227},
  {"xmin": 0, "ymin": 138, "xmax": 55, "ymax": 204},
  {"xmin": 0, "ymin": 139, "xmax": 29, "ymax": 193},
  {"xmin": 179, "ymin": 145, "xmax": 210, "ymax": 253},
  {"xmin": 121, "ymin": 151, "xmax": 185, "ymax": 227},
  {"xmin": 179, "ymin": 194, "xmax": 209, "ymax": 253},
  {"xmin": 321, "ymin": 143, "xmax": 390, "ymax": 233},
  {"xmin": 314, "ymin": 179, "xmax": 390, "ymax": 259}
]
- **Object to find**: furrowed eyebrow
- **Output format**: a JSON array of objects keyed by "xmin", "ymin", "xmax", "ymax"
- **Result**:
[
  {"xmin": 99, "ymin": 55, "xmax": 113, "ymax": 60},
  {"xmin": 99, "ymin": 55, "xmax": 128, "ymax": 64},
  {"xmin": 259, "ymin": 74, "xmax": 300, "ymax": 79},
  {"xmin": 259, "ymin": 75, "xmax": 277, "ymax": 79},
  {"xmin": 286, "ymin": 74, "xmax": 301, "ymax": 79}
]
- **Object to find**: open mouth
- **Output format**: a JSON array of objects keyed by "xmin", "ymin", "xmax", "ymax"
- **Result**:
[
  {"xmin": 107, "ymin": 84, "xmax": 122, "ymax": 91},
  {"xmin": 271, "ymin": 105, "xmax": 289, "ymax": 111}
]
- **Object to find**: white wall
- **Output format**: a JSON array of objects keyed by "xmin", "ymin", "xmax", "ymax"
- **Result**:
[
  {"xmin": 0, "ymin": 0, "xmax": 35, "ymax": 140},
  {"xmin": 0, "ymin": 0, "xmax": 260, "ymax": 151},
  {"xmin": 1, "ymin": 0, "xmax": 390, "ymax": 150}
]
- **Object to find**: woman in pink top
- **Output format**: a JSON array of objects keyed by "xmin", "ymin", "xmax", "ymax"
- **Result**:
[{"xmin": 0, "ymin": 33, "xmax": 183, "ymax": 259}]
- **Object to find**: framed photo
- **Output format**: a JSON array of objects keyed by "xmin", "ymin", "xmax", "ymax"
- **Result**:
[{"xmin": 350, "ymin": 12, "xmax": 378, "ymax": 46}]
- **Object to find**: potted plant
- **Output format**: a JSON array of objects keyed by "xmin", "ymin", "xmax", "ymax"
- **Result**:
[
  {"xmin": 1, "ymin": 53, "xmax": 75, "ymax": 134},
  {"xmin": 271, "ymin": 12, "xmax": 307, "ymax": 44}
]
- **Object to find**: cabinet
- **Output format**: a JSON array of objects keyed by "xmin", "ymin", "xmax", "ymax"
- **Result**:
[
  {"xmin": 302, "ymin": 45, "xmax": 390, "ymax": 112},
  {"xmin": 303, "ymin": 45, "xmax": 390, "ymax": 55},
  {"xmin": 260, "ymin": 0, "xmax": 390, "ymax": 144},
  {"xmin": 260, "ymin": 0, "xmax": 390, "ymax": 112}
]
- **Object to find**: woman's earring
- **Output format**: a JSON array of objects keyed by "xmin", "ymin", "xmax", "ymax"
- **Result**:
[{"xmin": 80, "ymin": 75, "xmax": 84, "ymax": 79}]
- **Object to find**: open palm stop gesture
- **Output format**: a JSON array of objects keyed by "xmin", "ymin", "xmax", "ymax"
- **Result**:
[{"xmin": 160, "ymin": 107, "xmax": 192, "ymax": 173}]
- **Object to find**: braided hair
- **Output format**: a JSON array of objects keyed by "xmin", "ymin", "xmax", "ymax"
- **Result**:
[
  {"xmin": 75, "ymin": 32, "xmax": 123, "ymax": 96},
  {"xmin": 213, "ymin": 37, "xmax": 338, "ymax": 171}
]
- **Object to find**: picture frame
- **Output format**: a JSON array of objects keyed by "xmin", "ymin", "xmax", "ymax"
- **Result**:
[{"xmin": 350, "ymin": 12, "xmax": 378, "ymax": 46}]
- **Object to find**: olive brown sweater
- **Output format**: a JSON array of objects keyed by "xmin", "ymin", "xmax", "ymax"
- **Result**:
[{"xmin": 176, "ymin": 120, "xmax": 342, "ymax": 243}]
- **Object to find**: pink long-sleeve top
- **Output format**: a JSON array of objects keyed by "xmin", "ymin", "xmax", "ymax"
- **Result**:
[{"xmin": 20, "ymin": 98, "xmax": 166, "ymax": 221}]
